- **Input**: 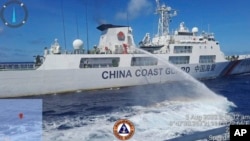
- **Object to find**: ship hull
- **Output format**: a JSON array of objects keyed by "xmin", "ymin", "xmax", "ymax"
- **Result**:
[{"xmin": 1, "ymin": 58, "xmax": 250, "ymax": 98}]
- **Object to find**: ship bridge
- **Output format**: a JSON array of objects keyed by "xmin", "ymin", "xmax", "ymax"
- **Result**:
[{"xmin": 96, "ymin": 24, "xmax": 136, "ymax": 54}]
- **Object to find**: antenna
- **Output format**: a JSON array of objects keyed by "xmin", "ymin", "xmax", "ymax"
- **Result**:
[
  {"xmin": 155, "ymin": 0, "xmax": 177, "ymax": 36},
  {"xmin": 126, "ymin": 10, "xmax": 130, "ymax": 27},
  {"xmin": 61, "ymin": 0, "xmax": 67, "ymax": 50},
  {"xmin": 75, "ymin": 14, "xmax": 79, "ymax": 38},
  {"xmin": 85, "ymin": 0, "xmax": 89, "ymax": 54},
  {"xmin": 126, "ymin": 11, "xmax": 130, "ymax": 48},
  {"xmin": 208, "ymin": 24, "xmax": 210, "ymax": 33}
]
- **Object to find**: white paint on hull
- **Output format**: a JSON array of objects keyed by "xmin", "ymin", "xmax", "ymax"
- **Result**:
[{"xmin": 0, "ymin": 61, "xmax": 232, "ymax": 98}]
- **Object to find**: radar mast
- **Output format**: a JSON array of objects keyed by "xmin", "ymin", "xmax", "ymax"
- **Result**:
[{"xmin": 155, "ymin": 0, "xmax": 177, "ymax": 36}]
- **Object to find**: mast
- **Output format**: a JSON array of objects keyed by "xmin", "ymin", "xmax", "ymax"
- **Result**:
[
  {"xmin": 155, "ymin": 0, "xmax": 177, "ymax": 36},
  {"xmin": 61, "ymin": 0, "xmax": 67, "ymax": 50},
  {"xmin": 85, "ymin": 1, "xmax": 90, "ymax": 54}
]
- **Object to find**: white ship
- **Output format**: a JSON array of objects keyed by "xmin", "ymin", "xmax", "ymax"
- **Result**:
[{"xmin": 1, "ymin": 1, "xmax": 250, "ymax": 98}]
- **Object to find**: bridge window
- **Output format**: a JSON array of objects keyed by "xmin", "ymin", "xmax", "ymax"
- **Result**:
[
  {"xmin": 174, "ymin": 46, "xmax": 192, "ymax": 53},
  {"xmin": 79, "ymin": 57, "xmax": 120, "ymax": 68},
  {"xmin": 169, "ymin": 56, "xmax": 190, "ymax": 64}
]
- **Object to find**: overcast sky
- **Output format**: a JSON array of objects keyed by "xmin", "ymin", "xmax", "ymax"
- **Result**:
[{"xmin": 0, "ymin": 0, "xmax": 250, "ymax": 62}]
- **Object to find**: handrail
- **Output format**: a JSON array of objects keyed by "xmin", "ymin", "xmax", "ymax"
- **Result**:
[{"xmin": 0, "ymin": 63, "xmax": 35, "ymax": 71}]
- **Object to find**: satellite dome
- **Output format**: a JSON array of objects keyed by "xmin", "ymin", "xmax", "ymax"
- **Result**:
[
  {"xmin": 192, "ymin": 27, "xmax": 199, "ymax": 33},
  {"xmin": 73, "ymin": 39, "xmax": 84, "ymax": 50}
]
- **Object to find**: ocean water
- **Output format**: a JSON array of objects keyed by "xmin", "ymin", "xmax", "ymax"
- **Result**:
[
  {"xmin": 30, "ymin": 74, "xmax": 248, "ymax": 141},
  {"xmin": 1, "ymin": 74, "xmax": 249, "ymax": 141},
  {"xmin": 0, "ymin": 99, "xmax": 42, "ymax": 141}
]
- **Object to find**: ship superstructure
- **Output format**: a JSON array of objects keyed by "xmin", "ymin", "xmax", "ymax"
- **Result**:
[
  {"xmin": 140, "ymin": 0, "xmax": 227, "ymax": 64},
  {"xmin": 0, "ymin": 1, "xmax": 250, "ymax": 97}
]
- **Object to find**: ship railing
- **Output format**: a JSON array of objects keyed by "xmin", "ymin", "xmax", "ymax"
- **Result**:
[{"xmin": 0, "ymin": 62, "xmax": 35, "ymax": 71}]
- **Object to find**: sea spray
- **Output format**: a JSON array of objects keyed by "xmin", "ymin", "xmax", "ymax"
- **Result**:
[
  {"xmin": 43, "ymin": 48, "xmax": 236, "ymax": 141},
  {"xmin": 43, "ymin": 88, "xmax": 234, "ymax": 141},
  {"xmin": 131, "ymin": 46, "xmax": 235, "ymax": 105},
  {"xmin": 127, "ymin": 47, "xmax": 236, "ymax": 140}
]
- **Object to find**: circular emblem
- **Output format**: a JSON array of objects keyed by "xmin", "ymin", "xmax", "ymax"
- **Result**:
[
  {"xmin": 113, "ymin": 119, "xmax": 135, "ymax": 140},
  {"xmin": 0, "ymin": 0, "xmax": 28, "ymax": 28},
  {"xmin": 117, "ymin": 31, "xmax": 125, "ymax": 41}
]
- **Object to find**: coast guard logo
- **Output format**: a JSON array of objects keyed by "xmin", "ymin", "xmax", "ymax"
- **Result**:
[
  {"xmin": 113, "ymin": 119, "xmax": 135, "ymax": 140},
  {"xmin": 117, "ymin": 31, "xmax": 125, "ymax": 41}
]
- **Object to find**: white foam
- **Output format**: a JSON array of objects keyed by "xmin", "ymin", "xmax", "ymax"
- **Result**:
[
  {"xmin": 43, "ymin": 93, "xmax": 234, "ymax": 141},
  {"xmin": 0, "ymin": 122, "xmax": 42, "ymax": 141},
  {"xmin": 43, "ymin": 48, "xmax": 235, "ymax": 140}
]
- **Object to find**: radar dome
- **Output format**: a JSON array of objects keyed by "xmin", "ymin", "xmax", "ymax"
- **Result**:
[
  {"xmin": 167, "ymin": 6, "xmax": 171, "ymax": 11},
  {"xmin": 192, "ymin": 27, "xmax": 199, "ymax": 33},
  {"xmin": 73, "ymin": 39, "xmax": 84, "ymax": 50}
]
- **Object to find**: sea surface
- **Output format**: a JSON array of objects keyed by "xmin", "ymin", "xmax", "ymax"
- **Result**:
[
  {"xmin": 1, "ymin": 74, "xmax": 250, "ymax": 141},
  {"xmin": 40, "ymin": 73, "xmax": 249, "ymax": 141},
  {"xmin": 0, "ymin": 99, "xmax": 42, "ymax": 141}
]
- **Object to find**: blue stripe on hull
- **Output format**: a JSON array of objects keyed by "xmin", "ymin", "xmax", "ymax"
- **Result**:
[{"xmin": 219, "ymin": 60, "xmax": 241, "ymax": 76}]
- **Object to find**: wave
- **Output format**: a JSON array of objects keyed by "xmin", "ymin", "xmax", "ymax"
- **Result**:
[{"xmin": 43, "ymin": 82, "xmax": 235, "ymax": 141}]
